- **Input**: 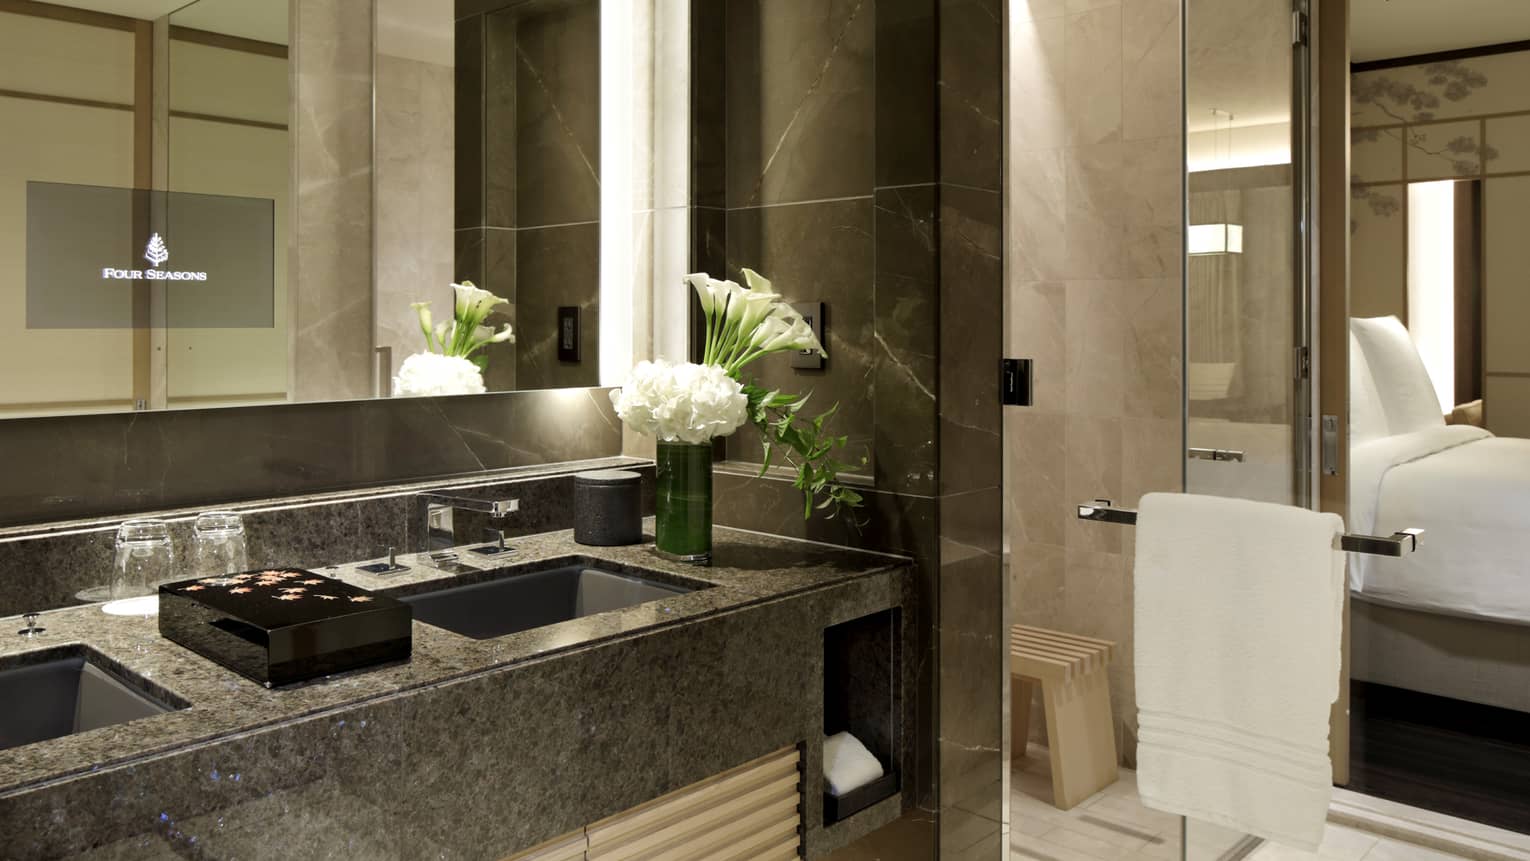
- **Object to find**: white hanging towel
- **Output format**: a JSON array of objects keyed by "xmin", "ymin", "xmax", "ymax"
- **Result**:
[{"xmin": 1134, "ymin": 492, "xmax": 1346, "ymax": 850}]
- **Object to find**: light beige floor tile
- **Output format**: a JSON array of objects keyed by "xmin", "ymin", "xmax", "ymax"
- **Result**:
[
  {"xmin": 1317, "ymin": 825, "xmax": 1382, "ymax": 861},
  {"xmin": 1363, "ymin": 838, "xmax": 1473, "ymax": 861},
  {"xmin": 1086, "ymin": 794, "xmax": 1181, "ymax": 836},
  {"xmin": 1044, "ymin": 824, "xmax": 1149, "ymax": 860}
]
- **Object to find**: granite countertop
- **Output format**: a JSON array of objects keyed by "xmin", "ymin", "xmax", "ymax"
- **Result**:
[{"xmin": 0, "ymin": 522, "xmax": 908, "ymax": 796}]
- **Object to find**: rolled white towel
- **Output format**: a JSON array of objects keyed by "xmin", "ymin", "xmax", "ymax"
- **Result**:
[{"xmin": 823, "ymin": 732, "xmax": 884, "ymax": 797}]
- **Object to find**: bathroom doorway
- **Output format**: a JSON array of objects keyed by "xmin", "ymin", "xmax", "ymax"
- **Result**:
[{"xmin": 1342, "ymin": 0, "xmax": 1530, "ymax": 835}]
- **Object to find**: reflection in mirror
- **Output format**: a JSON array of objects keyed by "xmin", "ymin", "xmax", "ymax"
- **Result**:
[
  {"xmin": 0, "ymin": 0, "xmax": 289, "ymax": 418},
  {"xmin": 1184, "ymin": 0, "xmax": 1296, "ymax": 508},
  {"xmin": 1346, "ymin": 2, "xmax": 1530, "ymax": 833},
  {"xmin": 165, "ymin": 0, "xmax": 290, "ymax": 410}
]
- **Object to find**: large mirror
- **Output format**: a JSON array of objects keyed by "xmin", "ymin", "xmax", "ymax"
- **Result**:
[{"xmin": 0, "ymin": 0, "xmax": 670, "ymax": 419}]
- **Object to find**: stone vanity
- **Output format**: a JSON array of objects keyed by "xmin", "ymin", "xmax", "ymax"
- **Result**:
[{"xmin": 0, "ymin": 514, "xmax": 913, "ymax": 859}]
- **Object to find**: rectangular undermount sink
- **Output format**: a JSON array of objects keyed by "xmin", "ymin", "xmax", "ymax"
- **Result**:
[
  {"xmin": 0, "ymin": 646, "xmax": 189, "ymax": 752},
  {"xmin": 402, "ymin": 564, "xmax": 701, "ymax": 640}
]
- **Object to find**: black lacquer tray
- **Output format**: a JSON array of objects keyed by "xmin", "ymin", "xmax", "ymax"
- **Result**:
[{"xmin": 159, "ymin": 568, "xmax": 411, "ymax": 688}]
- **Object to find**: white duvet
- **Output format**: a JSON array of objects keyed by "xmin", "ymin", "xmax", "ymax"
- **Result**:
[{"xmin": 1350, "ymin": 424, "xmax": 1530, "ymax": 624}]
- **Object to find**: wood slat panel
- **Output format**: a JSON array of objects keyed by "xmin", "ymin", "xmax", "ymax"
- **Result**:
[
  {"xmin": 500, "ymin": 829, "xmax": 586, "ymax": 861},
  {"xmin": 587, "ymin": 747, "xmax": 800, "ymax": 861}
]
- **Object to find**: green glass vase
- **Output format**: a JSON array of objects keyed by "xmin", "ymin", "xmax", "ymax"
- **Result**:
[{"xmin": 655, "ymin": 441, "xmax": 713, "ymax": 564}]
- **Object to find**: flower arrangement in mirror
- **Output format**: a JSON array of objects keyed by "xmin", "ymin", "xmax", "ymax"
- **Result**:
[
  {"xmin": 611, "ymin": 270, "xmax": 865, "ymax": 563},
  {"xmin": 394, "ymin": 281, "xmax": 516, "ymax": 397}
]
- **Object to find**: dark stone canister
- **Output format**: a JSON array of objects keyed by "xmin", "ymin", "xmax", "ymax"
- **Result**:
[{"xmin": 573, "ymin": 470, "xmax": 643, "ymax": 546}]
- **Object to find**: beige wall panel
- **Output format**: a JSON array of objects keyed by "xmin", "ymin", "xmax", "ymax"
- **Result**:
[
  {"xmin": 1350, "ymin": 182, "xmax": 1405, "ymax": 320},
  {"xmin": 168, "ymin": 40, "xmax": 287, "ymax": 125},
  {"xmin": 1485, "ymin": 375, "xmax": 1530, "ymax": 438},
  {"xmin": 0, "ymin": 12, "xmax": 135, "ymax": 105},
  {"xmin": 164, "ymin": 117, "xmax": 288, "ymax": 400},
  {"xmin": 1486, "ymin": 114, "xmax": 1530, "ymax": 175},
  {"xmin": 1405, "ymin": 120, "xmax": 1482, "ymax": 181},
  {"xmin": 0, "ymin": 97, "xmax": 135, "ymax": 411},
  {"xmin": 1354, "ymin": 51, "xmax": 1530, "ymax": 127},
  {"xmin": 1484, "ymin": 175, "xmax": 1530, "ymax": 374},
  {"xmin": 1351, "ymin": 127, "xmax": 1402, "ymax": 184}
]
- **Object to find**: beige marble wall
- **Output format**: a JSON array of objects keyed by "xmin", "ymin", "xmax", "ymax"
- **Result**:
[
  {"xmin": 1005, "ymin": 0, "xmax": 1184, "ymax": 765},
  {"xmin": 290, "ymin": 0, "xmax": 375, "ymax": 402},
  {"xmin": 374, "ymin": 0, "xmax": 455, "ymax": 384}
]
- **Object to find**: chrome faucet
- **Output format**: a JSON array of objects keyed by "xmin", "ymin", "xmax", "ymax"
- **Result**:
[{"xmin": 413, "ymin": 493, "xmax": 520, "ymax": 560}]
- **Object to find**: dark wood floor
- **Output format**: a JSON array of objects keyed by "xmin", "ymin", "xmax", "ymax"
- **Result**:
[{"xmin": 1348, "ymin": 681, "xmax": 1530, "ymax": 834}]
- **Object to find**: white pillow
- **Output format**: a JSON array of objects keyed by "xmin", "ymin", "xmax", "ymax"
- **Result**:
[
  {"xmin": 1349, "ymin": 316, "xmax": 1445, "ymax": 436},
  {"xmin": 1349, "ymin": 331, "xmax": 1389, "ymax": 445}
]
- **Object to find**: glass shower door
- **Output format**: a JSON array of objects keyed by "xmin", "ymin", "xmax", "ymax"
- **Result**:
[{"xmin": 1183, "ymin": 0, "xmax": 1309, "ymax": 857}]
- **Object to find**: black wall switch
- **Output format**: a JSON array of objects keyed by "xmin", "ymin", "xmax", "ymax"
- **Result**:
[
  {"xmin": 557, "ymin": 306, "xmax": 581, "ymax": 362},
  {"xmin": 790, "ymin": 302, "xmax": 826, "ymax": 370},
  {"xmin": 1001, "ymin": 358, "xmax": 1033, "ymax": 406}
]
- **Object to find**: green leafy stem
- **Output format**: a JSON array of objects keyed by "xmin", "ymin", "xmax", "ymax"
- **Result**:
[{"xmin": 741, "ymin": 382, "xmax": 867, "ymax": 524}]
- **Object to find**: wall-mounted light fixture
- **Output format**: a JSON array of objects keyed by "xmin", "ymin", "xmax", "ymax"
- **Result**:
[{"xmin": 1188, "ymin": 222, "xmax": 1244, "ymax": 255}]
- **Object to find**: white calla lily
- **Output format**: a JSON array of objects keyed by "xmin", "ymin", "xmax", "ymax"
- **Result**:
[{"xmin": 452, "ymin": 280, "xmax": 505, "ymax": 320}]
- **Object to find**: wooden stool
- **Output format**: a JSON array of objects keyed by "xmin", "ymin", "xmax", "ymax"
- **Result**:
[{"xmin": 1010, "ymin": 625, "xmax": 1119, "ymax": 810}]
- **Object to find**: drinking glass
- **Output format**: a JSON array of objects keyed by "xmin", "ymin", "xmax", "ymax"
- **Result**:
[
  {"xmin": 111, "ymin": 519, "xmax": 175, "ymax": 599},
  {"xmin": 190, "ymin": 511, "xmax": 247, "ymax": 581}
]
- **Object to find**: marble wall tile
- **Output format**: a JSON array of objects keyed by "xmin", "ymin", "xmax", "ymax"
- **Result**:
[
  {"xmin": 290, "ymin": 0, "xmax": 375, "ymax": 403},
  {"xmin": 484, "ymin": 5, "xmax": 520, "ymax": 229},
  {"xmin": 1008, "ymin": 13, "xmax": 1066, "ymax": 153},
  {"xmin": 1014, "ymin": 0, "xmax": 1067, "ymax": 20},
  {"xmin": 455, "ymin": 14, "xmax": 485, "ymax": 229},
  {"xmin": 690, "ymin": 0, "xmax": 728, "ymax": 209},
  {"xmin": 1123, "ymin": 278, "xmax": 1182, "ymax": 420},
  {"xmin": 1123, "ymin": 136, "xmax": 1184, "ymax": 279},
  {"xmin": 1122, "ymin": 0, "xmax": 1179, "ymax": 141},
  {"xmin": 1004, "ymin": 412, "xmax": 1067, "ymax": 547},
  {"xmin": 454, "ymin": 228, "xmax": 485, "ymax": 288},
  {"xmin": 876, "ymin": 0, "xmax": 938, "ymax": 186},
  {"xmin": 1064, "ymin": 143, "xmax": 1127, "ymax": 279},
  {"xmin": 1063, "ymin": 4, "xmax": 1123, "ymax": 147},
  {"xmin": 725, "ymin": 0, "xmax": 875, "ymax": 207},
  {"xmin": 874, "ymin": 186, "xmax": 939, "ymax": 496},
  {"xmin": 1007, "ymin": 281, "xmax": 1066, "ymax": 409},
  {"xmin": 515, "ymin": 0, "xmax": 601, "ymax": 227},
  {"xmin": 1064, "ymin": 279, "xmax": 1128, "ymax": 417},
  {"xmin": 1009, "ymin": 149, "xmax": 1069, "ymax": 282},
  {"xmin": 514, "ymin": 225, "xmax": 600, "ymax": 390},
  {"xmin": 937, "ymin": 0, "xmax": 1004, "ymax": 191},
  {"xmin": 1063, "ymin": 415, "xmax": 1123, "ymax": 554},
  {"xmin": 937, "ymin": 185, "xmax": 1004, "ymax": 497},
  {"xmin": 722, "ymin": 199, "xmax": 877, "ymax": 467}
]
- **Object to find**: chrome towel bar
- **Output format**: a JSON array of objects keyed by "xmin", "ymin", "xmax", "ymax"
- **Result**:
[
  {"xmin": 1187, "ymin": 447, "xmax": 1246, "ymax": 462},
  {"xmin": 1076, "ymin": 499, "xmax": 1424, "ymax": 557}
]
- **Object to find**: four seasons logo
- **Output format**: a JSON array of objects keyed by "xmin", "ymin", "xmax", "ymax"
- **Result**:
[
  {"xmin": 101, "ymin": 232, "xmax": 207, "ymax": 282},
  {"xmin": 144, "ymin": 233, "xmax": 169, "ymax": 267}
]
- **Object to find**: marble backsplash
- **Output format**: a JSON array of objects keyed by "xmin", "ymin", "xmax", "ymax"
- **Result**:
[{"xmin": 0, "ymin": 457, "xmax": 654, "ymax": 618}]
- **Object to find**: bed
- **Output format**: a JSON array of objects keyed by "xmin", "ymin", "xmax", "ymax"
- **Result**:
[{"xmin": 1347, "ymin": 316, "xmax": 1530, "ymax": 711}]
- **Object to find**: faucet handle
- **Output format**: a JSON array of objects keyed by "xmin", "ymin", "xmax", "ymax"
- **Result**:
[
  {"xmin": 489, "ymin": 499, "xmax": 519, "ymax": 518},
  {"xmin": 18, "ymin": 612, "xmax": 45, "ymax": 638}
]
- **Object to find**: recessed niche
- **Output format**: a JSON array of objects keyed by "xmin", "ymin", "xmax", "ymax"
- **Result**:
[{"xmin": 822, "ymin": 607, "xmax": 900, "ymax": 825}]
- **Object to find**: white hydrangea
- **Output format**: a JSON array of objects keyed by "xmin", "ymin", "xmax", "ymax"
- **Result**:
[
  {"xmin": 610, "ymin": 359, "xmax": 748, "ymax": 444},
  {"xmin": 393, "ymin": 352, "xmax": 487, "ymax": 398}
]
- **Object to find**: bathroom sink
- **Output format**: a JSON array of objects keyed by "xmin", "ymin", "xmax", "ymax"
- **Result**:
[
  {"xmin": 0, "ymin": 646, "xmax": 188, "ymax": 752},
  {"xmin": 401, "ymin": 564, "xmax": 701, "ymax": 640}
]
